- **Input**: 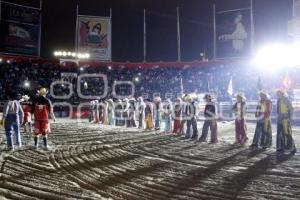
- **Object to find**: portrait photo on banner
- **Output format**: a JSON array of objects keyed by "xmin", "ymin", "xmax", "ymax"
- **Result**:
[
  {"xmin": 77, "ymin": 16, "xmax": 111, "ymax": 61},
  {"xmin": 216, "ymin": 8, "xmax": 251, "ymax": 58}
]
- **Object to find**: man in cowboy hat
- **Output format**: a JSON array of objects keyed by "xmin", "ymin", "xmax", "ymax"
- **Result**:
[
  {"xmin": 106, "ymin": 99, "xmax": 115, "ymax": 126},
  {"xmin": 153, "ymin": 96, "xmax": 162, "ymax": 131},
  {"xmin": 251, "ymin": 90, "xmax": 273, "ymax": 149},
  {"xmin": 32, "ymin": 88, "xmax": 56, "ymax": 150},
  {"xmin": 184, "ymin": 95, "xmax": 198, "ymax": 139},
  {"xmin": 199, "ymin": 94, "xmax": 218, "ymax": 143},
  {"xmin": 276, "ymin": 89, "xmax": 296, "ymax": 154},
  {"xmin": 20, "ymin": 94, "xmax": 33, "ymax": 145},
  {"xmin": 137, "ymin": 97, "xmax": 146, "ymax": 129},
  {"xmin": 232, "ymin": 93, "xmax": 248, "ymax": 145}
]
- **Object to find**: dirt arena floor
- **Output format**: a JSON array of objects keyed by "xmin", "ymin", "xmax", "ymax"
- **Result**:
[{"xmin": 0, "ymin": 120, "xmax": 300, "ymax": 200}]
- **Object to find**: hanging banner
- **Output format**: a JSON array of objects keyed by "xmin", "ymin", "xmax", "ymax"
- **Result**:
[
  {"xmin": 216, "ymin": 9, "xmax": 251, "ymax": 58},
  {"xmin": 295, "ymin": 0, "xmax": 300, "ymax": 18},
  {"xmin": 77, "ymin": 16, "xmax": 111, "ymax": 61},
  {"xmin": 0, "ymin": 2, "xmax": 41, "ymax": 56}
]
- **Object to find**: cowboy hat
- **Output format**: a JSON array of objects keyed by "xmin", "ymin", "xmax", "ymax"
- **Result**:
[
  {"xmin": 203, "ymin": 94, "xmax": 213, "ymax": 100},
  {"xmin": 38, "ymin": 88, "xmax": 48, "ymax": 96},
  {"xmin": 154, "ymin": 96, "xmax": 161, "ymax": 102},
  {"xmin": 236, "ymin": 93, "xmax": 246, "ymax": 101},
  {"xmin": 22, "ymin": 95, "xmax": 30, "ymax": 101}
]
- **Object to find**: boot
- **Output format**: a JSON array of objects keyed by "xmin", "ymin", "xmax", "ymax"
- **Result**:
[
  {"xmin": 43, "ymin": 136, "xmax": 48, "ymax": 150},
  {"xmin": 34, "ymin": 136, "xmax": 39, "ymax": 150}
]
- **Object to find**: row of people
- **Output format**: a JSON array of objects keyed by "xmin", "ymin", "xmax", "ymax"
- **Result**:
[
  {"xmin": 0, "ymin": 88, "xmax": 296, "ymax": 155},
  {"xmin": 89, "ymin": 89, "xmax": 297, "ymax": 154},
  {"xmin": 89, "ymin": 94, "xmax": 220, "ymax": 143}
]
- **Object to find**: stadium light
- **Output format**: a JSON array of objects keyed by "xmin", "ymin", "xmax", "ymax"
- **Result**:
[
  {"xmin": 54, "ymin": 50, "xmax": 90, "ymax": 59},
  {"xmin": 254, "ymin": 43, "xmax": 300, "ymax": 73},
  {"xmin": 24, "ymin": 81, "xmax": 30, "ymax": 88}
]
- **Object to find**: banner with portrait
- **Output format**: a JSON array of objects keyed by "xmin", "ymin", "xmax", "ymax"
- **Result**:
[
  {"xmin": 77, "ymin": 16, "xmax": 112, "ymax": 61},
  {"xmin": 216, "ymin": 9, "xmax": 251, "ymax": 58},
  {"xmin": 0, "ymin": 2, "xmax": 41, "ymax": 56}
]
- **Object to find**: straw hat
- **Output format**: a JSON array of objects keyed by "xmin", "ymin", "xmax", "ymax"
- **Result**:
[
  {"xmin": 276, "ymin": 89, "xmax": 287, "ymax": 97},
  {"xmin": 154, "ymin": 96, "xmax": 161, "ymax": 102},
  {"xmin": 38, "ymin": 88, "xmax": 48, "ymax": 96},
  {"xmin": 176, "ymin": 97, "xmax": 182, "ymax": 102},
  {"xmin": 203, "ymin": 94, "xmax": 213, "ymax": 100},
  {"xmin": 137, "ymin": 96, "xmax": 143, "ymax": 102},
  {"xmin": 22, "ymin": 95, "xmax": 30, "ymax": 101},
  {"xmin": 236, "ymin": 93, "xmax": 246, "ymax": 101},
  {"xmin": 259, "ymin": 90, "xmax": 271, "ymax": 99}
]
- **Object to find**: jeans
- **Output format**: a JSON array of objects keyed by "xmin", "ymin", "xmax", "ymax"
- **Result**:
[{"xmin": 4, "ymin": 114, "xmax": 22, "ymax": 149}]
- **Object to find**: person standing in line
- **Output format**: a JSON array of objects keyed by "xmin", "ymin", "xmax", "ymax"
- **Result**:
[
  {"xmin": 163, "ymin": 99, "xmax": 172, "ymax": 134},
  {"xmin": 127, "ymin": 98, "xmax": 137, "ymax": 127},
  {"xmin": 20, "ymin": 95, "xmax": 33, "ymax": 145},
  {"xmin": 1, "ymin": 91, "xmax": 24, "ymax": 151},
  {"xmin": 122, "ymin": 98, "xmax": 129, "ymax": 127},
  {"xmin": 199, "ymin": 94, "xmax": 218, "ymax": 143},
  {"xmin": 250, "ymin": 91, "xmax": 272, "ymax": 149},
  {"xmin": 89, "ymin": 100, "xmax": 95, "ymax": 122},
  {"xmin": 102, "ymin": 101, "xmax": 108, "ymax": 125},
  {"xmin": 153, "ymin": 96, "xmax": 162, "ymax": 130},
  {"xmin": 94, "ymin": 100, "xmax": 100, "ymax": 124},
  {"xmin": 32, "ymin": 88, "xmax": 56, "ymax": 150},
  {"xmin": 180, "ymin": 95, "xmax": 188, "ymax": 135},
  {"xmin": 232, "ymin": 93, "xmax": 248, "ymax": 145},
  {"xmin": 144, "ymin": 99, "xmax": 154, "ymax": 131},
  {"xmin": 172, "ymin": 97, "xmax": 182, "ymax": 135},
  {"xmin": 107, "ymin": 99, "xmax": 115, "ymax": 125},
  {"xmin": 185, "ymin": 95, "xmax": 198, "ymax": 139},
  {"xmin": 115, "ymin": 99, "xmax": 123, "ymax": 126},
  {"xmin": 276, "ymin": 90, "xmax": 297, "ymax": 154},
  {"xmin": 137, "ymin": 97, "xmax": 145, "ymax": 129}
]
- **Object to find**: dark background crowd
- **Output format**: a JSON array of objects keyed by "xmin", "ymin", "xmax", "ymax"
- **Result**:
[{"xmin": 1, "ymin": 60, "xmax": 300, "ymax": 104}]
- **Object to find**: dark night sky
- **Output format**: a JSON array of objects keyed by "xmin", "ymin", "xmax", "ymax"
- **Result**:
[{"xmin": 4, "ymin": 0, "xmax": 294, "ymax": 61}]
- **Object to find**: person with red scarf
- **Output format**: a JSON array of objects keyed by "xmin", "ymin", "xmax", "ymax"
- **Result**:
[
  {"xmin": 232, "ymin": 93, "xmax": 248, "ymax": 145},
  {"xmin": 33, "ymin": 88, "xmax": 56, "ymax": 150},
  {"xmin": 172, "ymin": 98, "xmax": 182, "ymax": 135},
  {"xmin": 20, "ymin": 95, "xmax": 33, "ymax": 145}
]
